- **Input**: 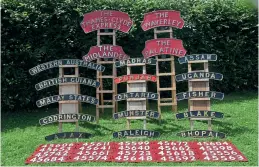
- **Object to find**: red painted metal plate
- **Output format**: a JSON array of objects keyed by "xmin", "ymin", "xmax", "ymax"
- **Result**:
[
  {"xmin": 141, "ymin": 10, "xmax": 184, "ymax": 31},
  {"xmin": 81, "ymin": 10, "xmax": 133, "ymax": 33},
  {"xmin": 25, "ymin": 141, "xmax": 248, "ymax": 164},
  {"xmin": 83, "ymin": 45, "xmax": 129, "ymax": 62},
  {"xmin": 114, "ymin": 74, "xmax": 157, "ymax": 84},
  {"xmin": 142, "ymin": 38, "xmax": 186, "ymax": 58}
]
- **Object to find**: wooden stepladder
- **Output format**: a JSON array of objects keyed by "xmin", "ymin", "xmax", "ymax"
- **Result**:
[
  {"xmin": 96, "ymin": 29, "xmax": 117, "ymax": 124},
  {"xmin": 187, "ymin": 60, "xmax": 211, "ymax": 130},
  {"xmin": 113, "ymin": 58, "xmax": 160, "ymax": 138},
  {"xmin": 141, "ymin": 10, "xmax": 186, "ymax": 121},
  {"xmin": 176, "ymin": 54, "xmax": 226, "ymax": 138},
  {"xmin": 80, "ymin": 10, "xmax": 133, "ymax": 124},
  {"xmin": 154, "ymin": 27, "xmax": 177, "ymax": 118},
  {"xmin": 58, "ymin": 65, "xmax": 80, "ymax": 132},
  {"xmin": 126, "ymin": 63, "xmax": 147, "ymax": 132}
]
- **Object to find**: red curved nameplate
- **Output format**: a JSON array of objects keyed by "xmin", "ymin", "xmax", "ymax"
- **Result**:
[
  {"xmin": 81, "ymin": 10, "xmax": 133, "ymax": 33},
  {"xmin": 114, "ymin": 74, "xmax": 157, "ymax": 84},
  {"xmin": 141, "ymin": 10, "xmax": 184, "ymax": 31},
  {"xmin": 142, "ymin": 38, "xmax": 186, "ymax": 58},
  {"xmin": 83, "ymin": 45, "xmax": 129, "ymax": 62}
]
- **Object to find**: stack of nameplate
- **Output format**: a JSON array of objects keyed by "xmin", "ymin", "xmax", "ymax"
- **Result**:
[
  {"xmin": 175, "ymin": 54, "xmax": 226, "ymax": 138},
  {"xmin": 113, "ymin": 58, "xmax": 160, "ymax": 138},
  {"xmin": 29, "ymin": 59, "xmax": 103, "ymax": 141}
]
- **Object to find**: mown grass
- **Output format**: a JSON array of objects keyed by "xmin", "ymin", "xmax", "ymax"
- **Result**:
[{"xmin": 1, "ymin": 92, "xmax": 258, "ymax": 166}]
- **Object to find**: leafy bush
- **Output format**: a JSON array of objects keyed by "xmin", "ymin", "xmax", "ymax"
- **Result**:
[{"xmin": 1, "ymin": 0, "xmax": 257, "ymax": 112}]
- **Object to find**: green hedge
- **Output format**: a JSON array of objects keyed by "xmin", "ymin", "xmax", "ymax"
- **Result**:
[{"xmin": 2, "ymin": 0, "xmax": 258, "ymax": 112}]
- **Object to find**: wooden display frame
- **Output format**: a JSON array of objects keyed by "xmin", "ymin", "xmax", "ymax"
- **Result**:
[
  {"xmin": 96, "ymin": 29, "xmax": 118, "ymax": 124},
  {"xmin": 126, "ymin": 63, "xmax": 148, "ymax": 135},
  {"xmin": 58, "ymin": 65, "xmax": 81, "ymax": 132},
  {"xmin": 187, "ymin": 61, "xmax": 211, "ymax": 130},
  {"xmin": 154, "ymin": 27, "xmax": 177, "ymax": 120}
]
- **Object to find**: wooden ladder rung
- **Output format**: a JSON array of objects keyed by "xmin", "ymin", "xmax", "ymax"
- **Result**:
[
  {"xmin": 97, "ymin": 90, "xmax": 114, "ymax": 93},
  {"xmin": 98, "ymin": 75, "xmax": 114, "ymax": 78},
  {"xmin": 97, "ymin": 105, "xmax": 114, "ymax": 108},
  {"xmin": 160, "ymin": 98, "xmax": 172, "ymax": 101},
  {"xmin": 127, "ymin": 80, "xmax": 146, "ymax": 83},
  {"xmin": 98, "ymin": 61, "xmax": 114, "ymax": 64},
  {"xmin": 127, "ymin": 63, "xmax": 145, "ymax": 66},
  {"xmin": 154, "ymin": 29, "xmax": 172, "ymax": 33},
  {"xmin": 159, "ymin": 102, "xmax": 177, "ymax": 106},
  {"xmin": 157, "ymin": 73, "xmax": 174, "ymax": 76},
  {"xmin": 103, "ymin": 100, "xmax": 113, "ymax": 102},
  {"xmin": 188, "ymin": 60, "xmax": 208, "ymax": 63},
  {"xmin": 158, "ymin": 87, "xmax": 176, "ymax": 91},
  {"xmin": 127, "ymin": 116, "xmax": 146, "ymax": 120},
  {"xmin": 98, "ymin": 32, "xmax": 116, "ymax": 36},
  {"xmin": 189, "ymin": 79, "xmax": 209, "ymax": 82},
  {"xmin": 190, "ymin": 118, "xmax": 212, "ymax": 121},
  {"xmin": 127, "ymin": 98, "xmax": 146, "ymax": 101},
  {"xmin": 157, "ymin": 58, "xmax": 174, "ymax": 62},
  {"xmin": 189, "ymin": 98, "xmax": 210, "ymax": 101}
]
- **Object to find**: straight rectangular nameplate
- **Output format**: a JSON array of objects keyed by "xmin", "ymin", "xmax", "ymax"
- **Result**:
[
  {"xmin": 176, "ymin": 111, "xmax": 224, "ymax": 119},
  {"xmin": 176, "ymin": 130, "xmax": 226, "ymax": 138},
  {"xmin": 113, "ymin": 130, "xmax": 160, "ymax": 138},
  {"xmin": 45, "ymin": 132, "xmax": 92, "ymax": 141},
  {"xmin": 115, "ymin": 58, "xmax": 156, "ymax": 67},
  {"xmin": 113, "ymin": 110, "xmax": 160, "ymax": 119},
  {"xmin": 176, "ymin": 91, "xmax": 224, "ymax": 101},
  {"xmin": 175, "ymin": 72, "xmax": 223, "ymax": 82},
  {"xmin": 178, "ymin": 54, "xmax": 217, "ymax": 64},
  {"xmin": 115, "ymin": 92, "xmax": 158, "ymax": 101}
]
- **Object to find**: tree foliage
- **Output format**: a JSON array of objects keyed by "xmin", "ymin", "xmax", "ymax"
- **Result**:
[{"xmin": 1, "ymin": 0, "xmax": 258, "ymax": 112}]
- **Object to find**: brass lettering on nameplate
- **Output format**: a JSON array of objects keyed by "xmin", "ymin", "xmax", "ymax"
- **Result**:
[
  {"xmin": 178, "ymin": 54, "xmax": 217, "ymax": 64},
  {"xmin": 45, "ymin": 132, "xmax": 92, "ymax": 141},
  {"xmin": 176, "ymin": 130, "xmax": 226, "ymax": 138},
  {"xmin": 176, "ymin": 91, "xmax": 224, "ymax": 101},
  {"xmin": 29, "ymin": 59, "xmax": 105, "ymax": 75},
  {"xmin": 36, "ymin": 94, "xmax": 98, "ymax": 107},
  {"xmin": 115, "ymin": 58, "xmax": 156, "ymax": 68},
  {"xmin": 176, "ymin": 111, "xmax": 224, "ymax": 119},
  {"xmin": 39, "ymin": 114, "xmax": 96, "ymax": 125},
  {"xmin": 113, "ymin": 130, "xmax": 160, "ymax": 138},
  {"xmin": 175, "ymin": 72, "xmax": 223, "ymax": 82},
  {"xmin": 35, "ymin": 77, "xmax": 100, "ymax": 91},
  {"xmin": 113, "ymin": 110, "xmax": 160, "ymax": 119},
  {"xmin": 115, "ymin": 92, "xmax": 158, "ymax": 101}
]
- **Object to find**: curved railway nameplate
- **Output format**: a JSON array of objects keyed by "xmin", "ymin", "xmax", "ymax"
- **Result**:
[
  {"xmin": 176, "ymin": 111, "xmax": 224, "ymax": 119},
  {"xmin": 178, "ymin": 54, "xmax": 217, "ymax": 64},
  {"xmin": 29, "ymin": 59, "xmax": 105, "ymax": 75},
  {"xmin": 80, "ymin": 10, "xmax": 133, "ymax": 33},
  {"xmin": 83, "ymin": 45, "xmax": 129, "ymax": 62},
  {"xmin": 113, "ymin": 110, "xmax": 160, "ymax": 119},
  {"xmin": 45, "ymin": 132, "xmax": 92, "ymax": 141},
  {"xmin": 176, "ymin": 130, "xmax": 226, "ymax": 138},
  {"xmin": 115, "ymin": 92, "xmax": 158, "ymax": 101},
  {"xmin": 36, "ymin": 94, "xmax": 98, "ymax": 107},
  {"xmin": 113, "ymin": 130, "xmax": 160, "ymax": 138},
  {"xmin": 39, "ymin": 114, "xmax": 96, "ymax": 125},
  {"xmin": 175, "ymin": 72, "xmax": 223, "ymax": 82},
  {"xmin": 141, "ymin": 10, "xmax": 184, "ymax": 31},
  {"xmin": 176, "ymin": 91, "xmax": 224, "ymax": 101},
  {"xmin": 35, "ymin": 77, "xmax": 100, "ymax": 91},
  {"xmin": 114, "ymin": 74, "xmax": 157, "ymax": 84},
  {"xmin": 115, "ymin": 58, "xmax": 156, "ymax": 68}
]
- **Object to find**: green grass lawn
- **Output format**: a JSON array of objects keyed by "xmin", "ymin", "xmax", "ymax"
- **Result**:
[{"xmin": 1, "ymin": 92, "xmax": 258, "ymax": 166}]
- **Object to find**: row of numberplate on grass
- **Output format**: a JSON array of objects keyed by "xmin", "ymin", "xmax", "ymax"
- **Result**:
[{"xmin": 25, "ymin": 141, "xmax": 247, "ymax": 164}]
